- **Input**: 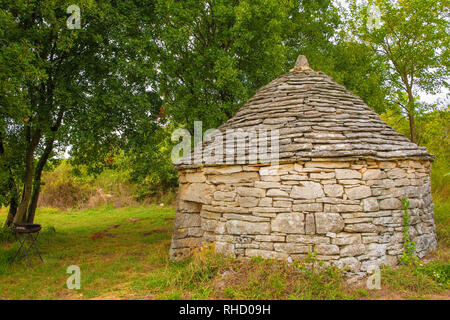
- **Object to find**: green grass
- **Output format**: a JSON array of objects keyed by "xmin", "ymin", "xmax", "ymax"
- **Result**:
[{"xmin": 0, "ymin": 200, "xmax": 449, "ymax": 300}]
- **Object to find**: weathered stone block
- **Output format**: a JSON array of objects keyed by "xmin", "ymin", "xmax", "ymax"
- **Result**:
[
  {"xmin": 291, "ymin": 182, "xmax": 324, "ymax": 199},
  {"xmin": 214, "ymin": 191, "xmax": 236, "ymax": 201},
  {"xmin": 273, "ymin": 200, "xmax": 292, "ymax": 208},
  {"xmin": 203, "ymin": 165, "xmax": 242, "ymax": 175},
  {"xmin": 286, "ymin": 235, "xmax": 330, "ymax": 244},
  {"xmin": 345, "ymin": 186, "xmax": 371, "ymax": 200},
  {"xmin": 315, "ymin": 244, "xmax": 339, "ymax": 255},
  {"xmin": 334, "ymin": 257, "xmax": 361, "ymax": 271},
  {"xmin": 226, "ymin": 220, "xmax": 270, "ymax": 235},
  {"xmin": 272, "ymin": 213, "xmax": 305, "ymax": 233},
  {"xmin": 208, "ymin": 172, "xmax": 259, "ymax": 184},
  {"xmin": 305, "ymin": 162, "xmax": 350, "ymax": 168},
  {"xmin": 274, "ymin": 243, "xmax": 310, "ymax": 253},
  {"xmin": 336, "ymin": 169, "xmax": 361, "ymax": 180},
  {"xmin": 258, "ymin": 197, "xmax": 273, "ymax": 207},
  {"xmin": 245, "ymin": 249, "xmax": 289, "ymax": 259},
  {"xmin": 344, "ymin": 223, "xmax": 378, "ymax": 233},
  {"xmin": 236, "ymin": 187, "xmax": 265, "ymax": 198},
  {"xmin": 315, "ymin": 212, "xmax": 344, "ymax": 234},
  {"xmin": 310, "ymin": 172, "xmax": 335, "ymax": 179},
  {"xmin": 293, "ymin": 203, "xmax": 323, "ymax": 212},
  {"xmin": 362, "ymin": 197, "xmax": 379, "ymax": 212},
  {"xmin": 379, "ymin": 198, "xmax": 402, "ymax": 210},
  {"xmin": 186, "ymin": 172, "xmax": 206, "ymax": 183},
  {"xmin": 362, "ymin": 169, "xmax": 383, "ymax": 180},
  {"xmin": 323, "ymin": 184, "xmax": 344, "ymax": 197},
  {"xmin": 267, "ymin": 188, "xmax": 289, "ymax": 197},
  {"xmin": 332, "ymin": 233, "xmax": 362, "ymax": 245},
  {"xmin": 387, "ymin": 168, "xmax": 407, "ymax": 179},
  {"xmin": 340, "ymin": 244, "xmax": 366, "ymax": 257},
  {"xmin": 180, "ymin": 183, "xmax": 214, "ymax": 204},
  {"xmin": 238, "ymin": 196, "xmax": 260, "ymax": 208}
]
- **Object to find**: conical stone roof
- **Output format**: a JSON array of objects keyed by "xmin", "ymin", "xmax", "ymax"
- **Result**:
[{"xmin": 175, "ymin": 56, "xmax": 433, "ymax": 169}]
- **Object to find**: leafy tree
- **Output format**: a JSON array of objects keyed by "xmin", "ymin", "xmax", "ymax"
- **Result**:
[
  {"xmin": 350, "ymin": 0, "xmax": 449, "ymax": 143},
  {"xmin": 153, "ymin": 0, "xmax": 295, "ymax": 132},
  {"xmin": 0, "ymin": 0, "xmax": 158, "ymax": 225}
]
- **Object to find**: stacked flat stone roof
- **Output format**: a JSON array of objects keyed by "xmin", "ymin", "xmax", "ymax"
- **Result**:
[{"xmin": 175, "ymin": 56, "xmax": 433, "ymax": 169}]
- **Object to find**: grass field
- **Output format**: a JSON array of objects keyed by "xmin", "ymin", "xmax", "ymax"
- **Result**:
[{"xmin": 0, "ymin": 203, "xmax": 448, "ymax": 300}]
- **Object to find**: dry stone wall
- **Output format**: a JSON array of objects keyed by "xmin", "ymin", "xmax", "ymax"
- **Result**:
[{"xmin": 169, "ymin": 159, "xmax": 437, "ymax": 272}]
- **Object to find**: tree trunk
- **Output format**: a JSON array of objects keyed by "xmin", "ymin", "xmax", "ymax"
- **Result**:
[
  {"xmin": 27, "ymin": 138, "xmax": 55, "ymax": 224},
  {"xmin": 5, "ymin": 196, "xmax": 17, "ymax": 227},
  {"xmin": 13, "ymin": 153, "xmax": 34, "ymax": 224},
  {"xmin": 13, "ymin": 127, "xmax": 41, "ymax": 224},
  {"xmin": 408, "ymin": 111, "xmax": 417, "ymax": 144},
  {"xmin": 406, "ymin": 86, "xmax": 417, "ymax": 144}
]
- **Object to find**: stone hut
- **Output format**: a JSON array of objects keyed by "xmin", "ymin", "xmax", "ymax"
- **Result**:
[{"xmin": 169, "ymin": 56, "xmax": 437, "ymax": 272}]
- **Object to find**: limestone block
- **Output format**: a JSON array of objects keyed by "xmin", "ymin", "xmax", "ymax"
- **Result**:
[
  {"xmin": 178, "ymin": 200, "xmax": 202, "ymax": 213},
  {"xmin": 274, "ymin": 243, "xmax": 310, "ymax": 253},
  {"xmin": 332, "ymin": 233, "xmax": 362, "ymax": 245},
  {"xmin": 345, "ymin": 186, "xmax": 371, "ymax": 200},
  {"xmin": 293, "ymin": 203, "xmax": 323, "ymax": 212},
  {"xmin": 214, "ymin": 191, "xmax": 236, "ymax": 201},
  {"xmin": 259, "ymin": 197, "xmax": 273, "ymax": 207},
  {"xmin": 208, "ymin": 172, "xmax": 259, "ymax": 184},
  {"xmin": 273, "ymin": 200, "xmax": 292, "ymax": 208},
  {"xmin": 255, "ymin": 235, "xmax": 285, "ymax": 242},
  {"xmin": 255, "ymin": 181, "xmax": 281, "ymax": 189},
  {"xmin": 222, "ymin": 213, "xmax": 270, "ymax": 222},
  {"xmin": 323, "ymin": 184, "xmax": 344, "ymax": 197},
  {"xmin": 335, "ymin": 169, "xmax": 361, "ymax": 180},
  {"xmin": 280, "ymin": 174, "xmax": 308, "ymax": 181},
  {"xmin": 180, "ymin": 183, "xmax": 214, "ymax": 204},
  {"xmin": 201, "ymin": 219, "xmax": 218, "ymax": 232},
  {"xmin": 305, "ymin": 213, "xmax": 315, "ymax": 234},
  {"xmin": 245, "ymin": 249, "xmax": 289, "ymax": 260},
  {"xmin": 340, "ymin": 244, "xmax": 366, "ymax": 257},
  {"xmin": 362, "ymin": 169, "xmax": 383, "ymax": 180},
  {"xmin": 334, "ymin": 257, "xmax": 361, "ymax": 271},
  {"xmin": 379, "ymin": 198, "xmax": 402, "ymax": 210},
  {"xmin": 215, "ymin": 242, "xmax": 235, "ymax": 257},
  {"xmin": 362, "ymin": 197, "xmax": 379, "ymax": 212},
  {"xmin": 344, "ymin": 223, "xmax": 378, "ymax": 233},
  {"xmin": 236, "ymin": 187, "xmax": 265, "ymax": 198},
  {"xmin": 226, "ymin": 220, "xmax": 270, "ymax": 235},
  {"xmin": 330, "ymin": 204, "xmax": 362, "ymax": 212},
  {"xmin": 310, "ymin": 172, "xmax": 335, "ymax": 179},
  {"xmin": 174, "ymin": 213, "xmax": 202, "ymax": 229},
  {"xmin": 387, "ymin": 168, "xmax": 407, "ymax": 179},
  {"xmin": 266, "ymin": 188, "xmax": 289, "ymax": 197},
  {"xmin": 185, "ymin": 172, "xmax": 206, "ymax": 183},
  {"xmin": 315, "ymin": 212, "xmax": 344, "ymax": 234},
  {"xmin": 272, "ymin": 213, "xmax": 305, "ymax": 233},
  {"xmin": 286, "ymin": 235, "xmax": 330, "ymax": 244},
  {"xmin": 291, "ymin": 182, "xmax": 324, "ymax": 199},
  {"xmin": 305, "ymin": 162, "xmax": 350, "ymax": 168},
  {"xmin": 238, "ymin": 196, "xmax": 260, "ymax": 208},
  {"xmin": 203, "ymin": 165, "xmax": 242, "ymax": 174},
  {"xmin": 315, "ymin": 244, "xmax": 339, "ymax": 255}
]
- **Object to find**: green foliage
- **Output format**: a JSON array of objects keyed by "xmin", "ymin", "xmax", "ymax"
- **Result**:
[
  {"xmin": 349, "ymin": 0, "xmax": 449, "ymax": 142},
  {"xmin": 399, "ymin": 197, "xmax": 417, "ymax": 265},
  {"xmin": 0, "ymin": 0, "xmax": 159, "ymax": 223},
  {"xmin": 382, "ymin": 107, "xmax": 450, "ymax": 199},
  {"xmin": 382, "ymin": 261, "xmax": 449, "ymax": 294},
  {"xmin": 0, "ymin": 226, "xmax": 14, "ymax": 243}
]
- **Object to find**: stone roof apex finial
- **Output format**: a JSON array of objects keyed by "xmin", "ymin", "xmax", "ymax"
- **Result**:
[{"xmin": 290, "ymin": 55, "xmax": 312, "ymax": 72}]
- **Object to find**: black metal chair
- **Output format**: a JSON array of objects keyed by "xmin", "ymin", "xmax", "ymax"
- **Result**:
[{"xmin": 11, "ymin": 223, "xmax": 44, "ymax": 267}]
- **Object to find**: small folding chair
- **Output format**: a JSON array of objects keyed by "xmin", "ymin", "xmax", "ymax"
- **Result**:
[{"xmin": 11, "ymin": 223, "xmax": 44, "ymax": 267}]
